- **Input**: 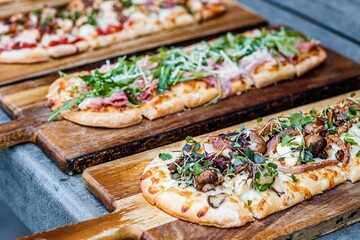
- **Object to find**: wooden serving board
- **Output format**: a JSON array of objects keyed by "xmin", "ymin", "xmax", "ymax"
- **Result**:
[
  {"xmin": 0, "ymin": 0, "xmax": 71, "ymax": 17},
  {"xmin": 0, "ymin": 0, "xmax": 266, "ymax": 86},
  {"xmin": 0, "ymin": 47, "xmax": 360, "ymax": 175},
  {"xmin": 21, "ymin": 92, "xmax": 360, "ymax": 240}
]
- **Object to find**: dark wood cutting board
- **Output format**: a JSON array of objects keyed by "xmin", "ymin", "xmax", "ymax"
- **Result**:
[
  {"xmin": 0, "ymin": 47, "xmax": 360, "ymax": 175},
  {"xmin": 20, "ymin": 92, "xmax": 360, "ymax": 240},
  {"xmin": 0, "ymin": 0, "xmax": 267, "ymax": 86}
]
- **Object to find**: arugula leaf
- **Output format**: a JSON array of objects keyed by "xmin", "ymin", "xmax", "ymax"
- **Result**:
[
  {"xmin": 47, "ymin": 98, "xmax": 81, "ymax": 121},
  {"xmin": 356, "ymin": 150, "xmax": 360, "ymax": 157}
]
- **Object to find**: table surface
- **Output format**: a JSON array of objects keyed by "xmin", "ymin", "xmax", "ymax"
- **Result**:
[{"xmin": 0, "ymin": 0, "xmax": 359, "ymax": 238}]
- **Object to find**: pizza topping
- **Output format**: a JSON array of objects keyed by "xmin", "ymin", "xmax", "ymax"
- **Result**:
[
  {"xmin": 78, "ymin": 91, "xmax": 128, "ymax": 110},
  {"xmin": 194, "ymin": 169, "xmax": 222, "ymax": 192},
  {"xmin": 276, "ymin": 160, "xmax": 339, "ymax": 174},
  {"xmin": 163, "ymin": 132, "xmax": 278, "ymax": 193},
  {"xmin": 207, "ymin": 193, "xmax": 226, "ymax": 208},
  {"xmin": 47, "ymin": 26, "xmax": 319, "ymax": 119},
  {"xmin": 325, "ymin": 134, "xmax": 350, "ymax": 166},
  {"xmin": 305, "ymin": 134, "xmax": 327, "ymax": 158},
  {"xmin": 296, "ymin": 40, "xmax": 320, "ymax": 54}
]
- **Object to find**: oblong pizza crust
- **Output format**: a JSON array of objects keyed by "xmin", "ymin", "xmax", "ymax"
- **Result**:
[
  {"xmin": 47, "ymin": 44, "xmax": 78, "ymax": 58},
  {"xmin": 60, "ymin": 107, "xmax": 142, "ymax": 128},
  {"xmin": 242, "ymin": 165, "xmax": 346, "ymax": 219},
  {"xmin": 140, "ymin": 93, "xmax": 185, "ymax": 120},
  {"xmin": 171, "ymin": 81, "xmax": 219, "ymax": 108},
  {"xmin": 252, "ymin": 62, "xmax": 296, "ymax": 89},
  {"xmin": 295, "ymin": 47, "xmax": 327, "ymax": 76},
  {"xmin": 0, "ymin": 48, "xmax": 49, "ymax": 63},
  {"xmin": 155, "ymin": 186, "xmax": 254, "ymax": 228}
]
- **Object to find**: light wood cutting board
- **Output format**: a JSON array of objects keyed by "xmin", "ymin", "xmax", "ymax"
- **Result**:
[
  {"xmin": 0, "ymin": 0, "xmax": 266, "ymax": 86},
  {"xmin": 21, "ymin": 91, "xmax": 360, "ymax": 240}
]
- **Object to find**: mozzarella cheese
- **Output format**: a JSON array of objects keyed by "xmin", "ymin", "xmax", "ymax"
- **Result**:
[
  {"xmin": 0, "ymin": 22, "xmax": 9, "ymax": 34},
  {"xmin": 275, "ymin": 135, "xmax": 303, "ymax": 167},
  {"xmin": 341, "ymin": 125, "xmax": 360, "ymax": 158}
]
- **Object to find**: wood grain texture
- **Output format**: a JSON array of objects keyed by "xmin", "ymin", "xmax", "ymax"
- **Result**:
[
  {"xmin": 0, "ymin": 0, "xmax": 71, "ymax": 17},
  {"xmin": 0, "ymin": 0, "xmax": 266, "ymax": 86},
  {"xmin": 0, "ymin": 48, "xmax": 359, "ymax": 174},
  {"xmin": 21, "ymin": 92, "xmax": 360, "ymax": 240}
]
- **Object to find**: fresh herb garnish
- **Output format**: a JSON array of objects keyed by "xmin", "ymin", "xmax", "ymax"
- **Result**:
[{"xmin": 159, "ymin": 153, "xmax": 172, "ymax": 161}]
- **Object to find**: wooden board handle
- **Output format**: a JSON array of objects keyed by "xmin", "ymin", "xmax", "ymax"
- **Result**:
[
  {"xmin": 19, "ymin": 212, "xmax": 143, "ymax": 240},
  {"xmin": 0, "ymin": 118, "xmax": 39, "ymax": 149}
]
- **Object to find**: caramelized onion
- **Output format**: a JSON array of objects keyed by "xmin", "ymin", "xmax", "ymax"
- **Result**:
[
  {"xmin": 326, "ymin": 134, "xmax": 350, "ymax": 166},
  {"xmin": 277, "ymin": 160, "xmax": 339, "ymax": 174},
  {"xmin": 265, "ymin": 128, "xmax": 301, "ymax": 156}
]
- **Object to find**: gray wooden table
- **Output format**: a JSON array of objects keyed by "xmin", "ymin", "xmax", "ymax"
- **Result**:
[{"xmin": 0, "ymin": 0, "xmax": 359, "ymax": 238}]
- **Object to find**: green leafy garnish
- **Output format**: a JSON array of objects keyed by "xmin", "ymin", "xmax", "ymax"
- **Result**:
[
  {"xmin": 47, "ymin": 98, "xmax": 81, "ymax": 121},
  {"xmin": 289, "ymin": 174, "xmax": 298, "ymax": 182},
  {"xmin": 344, "ymin": 137, "xmax": 358, "ymax": 146},
  {"xmin": 159, "ymin": 153, "xmax": 172, "ymax": 161}
]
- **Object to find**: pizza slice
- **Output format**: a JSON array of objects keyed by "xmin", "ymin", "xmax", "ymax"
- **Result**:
[
  {"xmin": 0, "ymin": 29, "xmax": 49, "ymax": 63},
  {"xmin": 316, "ymin": 97, "xmax": 360, "ymax": 182},
  {"xmin": 141, "ymin": 94, "xmax": 360, "ymax": 227},
  {"xmin": 47, "ymin": 27, "xmax": 327, "ymax": 128},
  {"xmin": 186, "ymin": 0, "xmax": 227, "ymax": 22},
  {"xmin": 140, "ymin": 136, "xmax": 257, "ymax": 228}
]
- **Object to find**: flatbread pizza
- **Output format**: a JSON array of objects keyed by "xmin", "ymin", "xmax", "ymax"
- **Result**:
[
  {"xmin": 140, "ymin": 94, "xmax": 360, "ymax": 227},
  {"xmin": 47, "ymin": 26, "xmax": 327, "ymax": 128},
  {"xmin": 0, "ymin": 0, "xmax": 226, "ymax": 63}
]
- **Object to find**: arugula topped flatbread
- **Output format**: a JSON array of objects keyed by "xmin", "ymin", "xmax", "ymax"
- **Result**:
[{"xmin": 47, "ymin": 26, "xmax": 326, "ymax": 128}]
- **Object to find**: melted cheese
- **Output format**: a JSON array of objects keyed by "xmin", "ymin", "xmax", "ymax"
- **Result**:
[
  {"xmin": 0, "ymin": 22, "xmax": 9, "ymax": 34},
  {"xmin": 276, "ymin": 135, "xmax": 303, "ymax": 167},
  {"xmin": 341, "ymin": 125, "xmax": 360, "ymax": 158},
  {"xmin": 78, "ymin": 24, "xmax": 97, "ymax": 38}
]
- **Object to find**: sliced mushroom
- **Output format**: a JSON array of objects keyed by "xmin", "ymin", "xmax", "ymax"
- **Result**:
[
  {"xmin": 304, "ymin": 117, "xmax": 327, "ymax": 134},
  {"xmin": 194, "ymin": 169, "xmax": 223, "ymax": 191},
  {"xmin": 335, "ymin": 150, "xmax": 344, "ymax": 161},
  {"xmin": 305, "ymin": 134, "xmax": 327, "ymax": 157},
  {"xmin": 249, "ymin": 131, "xmax": 267, "ymax": 154},
  {"xmin": 207, "ymin": 193, "xmax": 226, "ymax": 208}
]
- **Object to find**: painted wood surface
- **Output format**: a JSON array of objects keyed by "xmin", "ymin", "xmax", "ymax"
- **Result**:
[
  {"xmin": 267, "ymin": 0, "xmax": 360, "ymax": 44},
  {"xmin": 21, "ymin": 91, "xmax": 360, "ymax": 240},
  {"xmin": 0, "ymin": 47, "xmax": 359, "ymax": 174},
  {"xmin": 0, "ymin": 0, "xmax": 266, "ymax": 86}
]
